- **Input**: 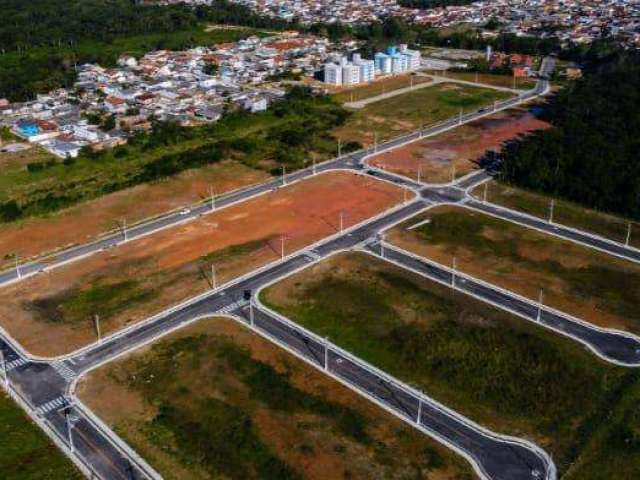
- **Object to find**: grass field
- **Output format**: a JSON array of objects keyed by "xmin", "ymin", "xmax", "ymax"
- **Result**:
[
  {"xmin": 261, "ymin": 252, "xmax": 640, "ymax": 477},
  {"xmin": 78, "ymin": 317, "xmax": 474, "ymax": 480},
  {"xmin": 0, "ymin": 172, "xmax": 403, "ymax": 356},
  {"xmin": 333, "ymin": 83, "xmax": 512, "ymax": 147},
  {"xmin": 332, "ymin": 74, "xmax": 433, "ymax": 104},
  {"xmin": 386, "ymin": 205, "xmax": 640, "ymax": 334},
  {"xmin": 427, "ymin": 71, "xmax": 537, "ymax": 90},
  {"xmin": 473, "ymin": 180, "xmax": 640, "ymax": 249},
  {"xmin": 0, "ymin": 391, "xmax": 82, "ymax": 479}
]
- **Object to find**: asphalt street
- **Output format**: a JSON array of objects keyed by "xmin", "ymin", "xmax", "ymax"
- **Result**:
[{"xmin": 0, "ymin": 67, "xmax": 572, "ymax": 480}]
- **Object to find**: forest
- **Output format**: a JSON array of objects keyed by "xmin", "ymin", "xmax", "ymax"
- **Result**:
[{"xmin": 498, "ymin": 47, "xmax": 640, "ymax": 220}]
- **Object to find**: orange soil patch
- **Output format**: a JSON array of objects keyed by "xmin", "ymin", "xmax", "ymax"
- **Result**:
[
  {"xmin": 78, "ymin": 317, "xmax": 473, "ymax": 480},
  {"xmin": 0, "ymin": 161, "xmax": 269, "ymax": 269},
  {"xmin": 0, "ymin": 171, "xmax": 405, "ymax": 356},
  {"xmin": 368, "ymin": 108, "xmax": 549, "ymax": 183}
]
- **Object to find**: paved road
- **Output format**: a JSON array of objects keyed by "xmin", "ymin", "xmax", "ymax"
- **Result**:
[
  {"xmin": 245, "ymin": 305, "xmax": 551, "ymax": 480},
  {"xmin": 0, "ymin": 76, "xmax": 547, "ymax": 289},
  {"xmin": 364, "ymin": 242, "xmax": 640, "ymax": 366},
  {"xmin": 466, "ymin": 198, "xmax": 640, "ymax": 264},
  {"xmin": 0, "ymin": 70, "xmax": 565, "ymax": 480}
]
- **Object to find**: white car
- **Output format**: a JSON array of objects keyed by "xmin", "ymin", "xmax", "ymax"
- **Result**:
[{"xmin": 179, "ymin": 208, "xmax": 191, "ymax": 216}]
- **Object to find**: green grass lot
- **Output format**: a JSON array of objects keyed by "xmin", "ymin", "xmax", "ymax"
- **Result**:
[
  {"xmin": 261, "ymin": 252, "xmax": 640, "ymax": 477},
  {"xmin": 474, "ymin": 180, "xmax": 640, "ymax": 249},
  {"xmin": 0, "ymin": 93, "xmax": 343, "ymax": 223},
  {"xmin": 429, "ymin": 71, "xmax": 537, "ymax": 90},
  {"xmin": 0, "ymin": 392, "xmax": 82, "ymax": 480},
  {"xmin": 334, "ymin": 83, "xmax": 511, "ymax": 146},
  {"xmin": 387, "ymin": 206, "xmax": 640, "ymax": 334},
  {"xmin": 333, "ymin": 74, "xmax": 433, "ymax": 104},
  {"xmin": 81, "ymin": 319, "xmax": 473, "ymax": 480}
]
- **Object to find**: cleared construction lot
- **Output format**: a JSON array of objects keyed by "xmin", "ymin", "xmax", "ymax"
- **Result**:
[
  {"xmin": 368, "ymin": 107, "xmax": 548, "ymax": 184},
  {"xmin": 0, "ymin": 171, "xmax": 403, "ymax": 356}
]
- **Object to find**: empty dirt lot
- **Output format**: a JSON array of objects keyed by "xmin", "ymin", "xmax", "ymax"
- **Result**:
[
  {"xmin": 0, "ymin": 161, "xmax": 269, "ymax": 270},
  {"xmin": 0, "ymin": 171, "xmax": 405, "ymax": 356},
  {"xmin": 367, "ymin": 108, "xmax": 548, "ymax": 183}
]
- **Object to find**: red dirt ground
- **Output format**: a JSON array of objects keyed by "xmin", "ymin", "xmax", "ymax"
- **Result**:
[
  {"xmin": 0, "ymin": 171, "xmax": 407, "ymax": 356},
  {"xmin": 368, "ymin": 108, "xmax": 549, "ymax": 183},
  {"xmin": 0, "ymin": 161, "xmax": 269, "ymax": 269}
]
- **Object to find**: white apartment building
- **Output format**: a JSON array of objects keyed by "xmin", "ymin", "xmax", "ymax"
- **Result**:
[
  {"xmin": 359, "ymin": 60, "xmax": 376, "ymax": 82},
  {"xmin": 342, "ymin": 63, "xmax": 361, "ymax": 85},
  {"xmin": 324, "ymin": 63, "xmax": 343, "ymax": 85}
]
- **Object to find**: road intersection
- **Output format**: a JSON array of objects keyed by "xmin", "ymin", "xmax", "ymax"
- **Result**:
[{"xmin": 3, "ymin": 57, "xmax": 637, "ymax": 480}]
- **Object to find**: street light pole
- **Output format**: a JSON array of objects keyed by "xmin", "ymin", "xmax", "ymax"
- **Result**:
[
  {"xmin": 94, "ymin": 314, "xmax": 101, "ymax": 342},
  {"xmin": 65, "ymin": 408, "xmax": 75, "ymax": 454},
  {"xmin": 537, "ymin": 289, "xmax": 544, "ymax": 322},
  {"xmin": 280, "ymin": 235, "xmax": 285, "ymax": 261},
  {"xmin": 281, "ymin": 165, "xmax": 286, "ymax": 186},
  {"xmin": 417, "ymin": 163, "xmax": 422, "ymax": 184},
  {"xmin": 209, "ymin": 186, "xmax": 215, "ymax": 211},
  {"xmin": 0, "ymin": 348, "xmax": 7, "ymax": 387},
  {"xmin": 483, "ymin": 182, "xmax": 488, "ymax": 203},
  {"xmin": 416, "ymin": 396, "xmax": 422, "ymax": 425},
  {"xmin": 548, "ymin": 199, "xmax": 555, "ymax": 224},
  {"xmin": 625, "ymin": 222, "xmax": 632, "ymax": 247},
  {"xmin": 339, "ymin": 211, "xmax": 344, "ymax": 233},
  {"xmin": 451, "ymin": 256, "xmax": 457, "ymax": 288},
  {"xmin": 122, "ymin": 218, "xmax": 128, "ymax": 241},
  {"xmin": 211, "ymin": 264, "xmax": 217, "ymax": 290},
  {"xmin": 337, "ymin": 138, "xmax": 342, "ymax": 158},
  {"xmin": 459, "ymin": 108, "xmax": 463, "ymax": 125},
  {"xmin": 324, "ymin": 337, "xmax": 329, "ymax": 372},
  {"xmin": 249, "ymin": 299, "xmax": 254, "ymax": 327},
  {"xmin": 14, "ymin": 254, "xmax": 20, "ymax": 280}
]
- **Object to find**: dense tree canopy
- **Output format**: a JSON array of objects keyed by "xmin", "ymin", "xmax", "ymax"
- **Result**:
[{"xmin": 498, "ymin": 49, "xmax": 640, "ymax": 220}]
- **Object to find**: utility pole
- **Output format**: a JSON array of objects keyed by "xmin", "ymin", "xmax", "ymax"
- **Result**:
[
  {"xmin": 121, "ymin": 218, "xmax": 128, "ymax": 241},
  {"xmin": 548, "ymin": 199, "xmax": 555, "ymax": 224},
  {"xmin": 458, "ymin": 108, "xmax": 463, "ymax": 125},
  {"xmin": 537, "ymin": 289, "xmax": 544, "ymax": 322},
  {"xmin": 211, "ymin": 264, "xmax": 217, "ymax": 290},
  {"xmin": 483, "ymin": 182, "xmax": 488, "ymax": 203},
  {"xmin": 94, "ymin": 314, "xmax": 101, "ymax": 342},
  {"xmin": 249, "ymin": 298, "xmax": 254, "ymax": 327},
  {"xmin": 281, "ymin": 165, "xmax": 286, "ymax": 186},
  {"xmin": 625, "ymin": 222, "xmax": 632, "ymax": 247},
  {"xmin": 209, "ymin": 186, "xmax": 215, "ymax": 211},
  {"xmin": 416, "ymin": 396, "xmax": 422, "ymax": 425},
  {"xmin": 337, "ymin": 138, "xmax": 342, "ymax": 158},
  {"xmin": 280, "ymin": 235, "xmax": 285, "ymax": 261},
  {"xmin": 339, "ymin": 211, "xmax": 344, "ymax": 233}
]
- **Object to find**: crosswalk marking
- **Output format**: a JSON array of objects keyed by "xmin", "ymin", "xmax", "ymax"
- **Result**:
[
  {"xmin": 216, "ymin": 299, "xmax": 248, "ymax": 315},
  {"xmin": 52, "ymin": 361, "xmax": 77, "ymax": 382},
  {"xmin": 5, "ymin": 357, "xmax": 28, "ymax": 371},
  {"xmin": 36, "ymin": 396, "xmax": 67, "ymax": 415}
]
